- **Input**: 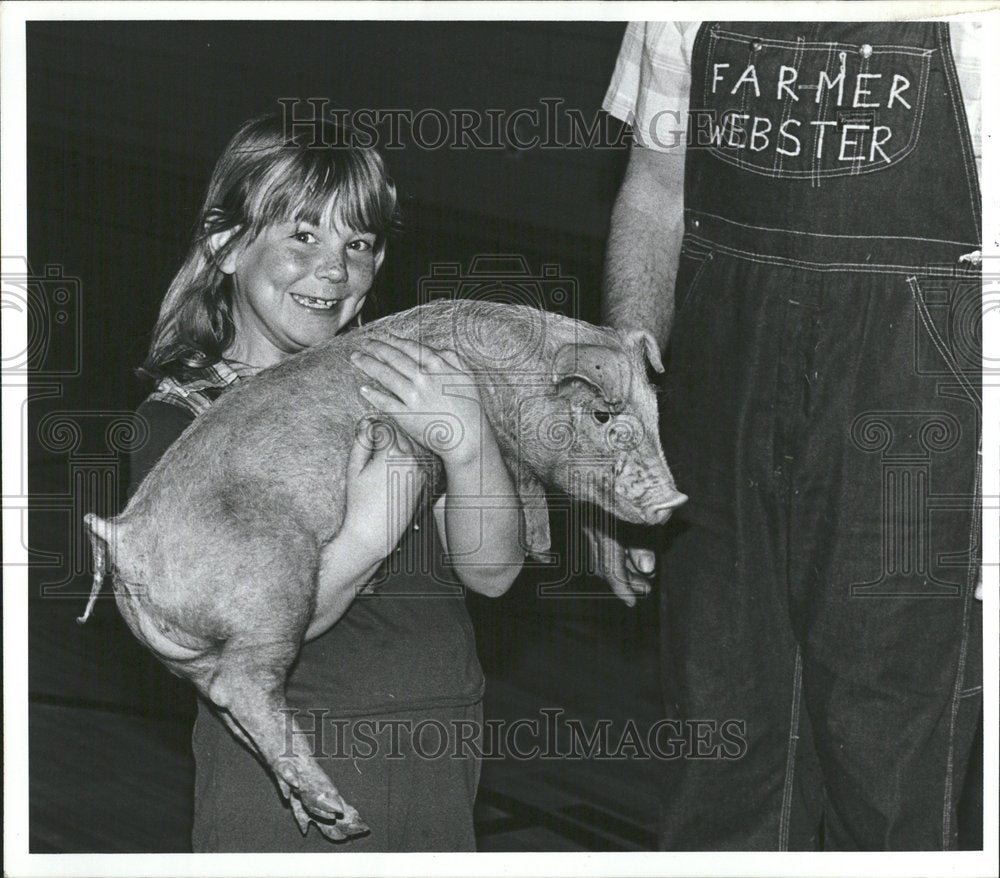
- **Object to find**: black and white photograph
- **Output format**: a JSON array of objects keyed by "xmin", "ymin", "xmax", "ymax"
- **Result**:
[{"xmin": 2, "ymin": 2, "xmax": 997, "ymax": 876}]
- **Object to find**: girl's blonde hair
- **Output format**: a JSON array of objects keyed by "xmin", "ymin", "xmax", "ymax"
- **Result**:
[{"xmin": 142, "ymin": 112, "xmax": 398, "ymax": 380}]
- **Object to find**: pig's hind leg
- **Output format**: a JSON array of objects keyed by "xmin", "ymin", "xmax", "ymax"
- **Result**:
[
  {"xmin": 188, "ymin": 505, "xmax": 366, "ymax": 840},
  {"xmin": 206, "ymin": 628, "xmax": 368, "ymax": 841}
]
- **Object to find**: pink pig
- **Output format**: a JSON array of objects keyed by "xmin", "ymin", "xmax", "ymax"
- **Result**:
[{"xmin": 79, "ymin": 299, "xmax": 686, "ymax": 840}]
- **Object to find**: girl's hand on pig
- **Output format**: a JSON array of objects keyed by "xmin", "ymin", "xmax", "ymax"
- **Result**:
[
  {"xmin": 339, "ymin": 417, "xmax": 427, "ymax": 563},
  {"xmin": 353, "ymin": 335, "xmax": 523, "ymax": 596},
  {"xmin": 352, "ymin": 335, "xmax": 486, "ymax": 466}
]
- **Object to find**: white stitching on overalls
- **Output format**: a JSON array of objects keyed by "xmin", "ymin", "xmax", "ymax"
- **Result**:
[
  {"xmin": 907, "ymin": 276, "xmax": 982, "ymax": 409},
  {"xmin": 850, "ymin": 52, "xmax": 870, "ymax": 178},
  {"xmin": 690, "ymin": 208, "xmax": 979, "ymax": 246},
  {"xmin": 814, "ymin": 45, "xmax": 840, "ymax": 187},
  {"xmin": 938, "ymin": 22, "xmax": 980, "ymax": 229},
  {"xmin": 909, "ymin": 266, "xmax": 980, "ymax": 850},
  {"xmin": 702, "ymin": 25, "xmax": 718, "ymax": 121},
  {"xmin": 687, "ymin": 235, "xmax": 975, "ymax": 275},
  {"xmin": 677, "ymin": 250, "xmax": 715, "ymax": 313},
  {"xmin": 736, "ymin": 39, "xmax": 751, "ymax": 172},
  {"xmin": 778, "ymin": 646, "xmax": 804, "ymax": 849},
  {"xmin": 940, "ymin": 454, "xmax": 980, "ymax": 848},
  {"xmin": 712, "ymin": 30, "xmax": 932, "ymax": 54}
]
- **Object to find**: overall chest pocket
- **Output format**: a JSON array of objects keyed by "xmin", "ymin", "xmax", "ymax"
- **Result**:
[{"xmin": 697, "ymin": 27, "xmax": 933, "ymax": 179}]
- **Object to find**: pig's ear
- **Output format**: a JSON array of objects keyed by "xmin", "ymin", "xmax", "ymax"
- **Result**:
[
  {"xmin": 552, "ymin": 343, "xmax": 629, "ymax": 408},
  {"xmin": 517, "ymin": 471, "xmax": 552, "ymax": 560},
  {"xmin": 624, "ymin": 329, "xmax": 664, "ymax": 374}
]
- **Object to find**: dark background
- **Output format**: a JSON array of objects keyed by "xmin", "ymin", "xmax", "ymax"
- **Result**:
[
  {"xmin": 22, "ymin": 19, "xmax": 984, "ymax": 854},
  {"xmin": 27, "ymin": 20, "xmax": 671, "ymax": 852}
]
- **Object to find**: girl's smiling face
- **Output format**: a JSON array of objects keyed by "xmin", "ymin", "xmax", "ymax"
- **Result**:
[{"xmin": 219, "ymin": 218, "xmax": 382, "ymax": 368}]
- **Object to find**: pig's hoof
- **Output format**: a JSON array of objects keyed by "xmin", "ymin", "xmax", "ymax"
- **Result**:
[
  {"xmin": 338, "ymin": 809, "xmax": 370, "ymax": 838},
  {"xmin": 299, "ymin": 790, "xmax": 369, "ymax": 839},
  {"xmin": 315, "ymin": 820, "xmax": 350, "ymax": 842},
  {"xmin": 312, "ymin": 809, "xmax": 369, "ymax": 842},
  {"xmin": 289, "ymin": 794, "xmax": 312, "ymax": 836},
  {"xmin": 303, "ymin": 789, "xmax": 348, "ymax": 821}
]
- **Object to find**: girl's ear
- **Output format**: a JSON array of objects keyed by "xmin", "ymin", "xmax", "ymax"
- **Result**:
[{"xmin": 207, "ymin": 226, "xmax": 242, "ymax": 275}]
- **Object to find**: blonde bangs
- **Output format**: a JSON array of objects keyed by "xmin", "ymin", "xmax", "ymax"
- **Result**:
[{"xmin": 241, "ymin": 144, "xmax": 397, "ymax": 247}]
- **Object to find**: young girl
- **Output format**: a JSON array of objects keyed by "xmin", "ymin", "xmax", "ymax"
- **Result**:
[{"xmin": 130, "ymin": 112, "xmax": 524, "ymax": 851}]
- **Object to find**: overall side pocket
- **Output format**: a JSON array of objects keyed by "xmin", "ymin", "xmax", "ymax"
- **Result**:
[{"xmin": 674, "ymin": 245, "xmax": 715, "ymax": 317}]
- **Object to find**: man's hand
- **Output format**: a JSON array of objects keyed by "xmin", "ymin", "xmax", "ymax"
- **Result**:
[
  {"xmin": 583, "ymin": 523, "xmax": 659, "ymax": 607},
  {"xmin": 626, "ymin": 546, "xmax": 657, "ymax": 579}
]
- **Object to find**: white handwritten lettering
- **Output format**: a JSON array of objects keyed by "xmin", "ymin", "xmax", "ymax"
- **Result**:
[
  {"xmin": 777, "ymin": 118, "xmax": 802, "ymax": 156},
  {"xmin": 730, "ymin": 65, "xmax": 761, "ymax": 97},
  {"xmin": 750, "ymin": 116, "xmax": 772, "ymax": 151},
  {"xmin": 726, "ymin": 113, "xmax": 750, "ymax": 147},
  {"xmin": 712, "ymin": 63, "xmax": 730, "ymax": 94},
  {"xmin": 853, "ymin": 73, "xmax": 882, "ymax": 108},
  {"xmin": 777, "ymin": 66, "xmax": 799, "ymax": 101},
  {"xmin": 705, "ymin": 56, "xmax": 914, "ymax": 166},
  {"xmin": 887, "ymin": 74, "xmax": 911, "ymax": 110},
  {"xmin": 839, "ymin": 123, "xmax": 870, "ymax": 161},
  {"xmin": 816, "ymin": 68, "xmax": 846, "ymax": 106},
  {"xmin": 870, "ymin": 125, "xmax": 892, "ymax": 162},
  {"xmin": 811, "ymin": 120, "xmax": 837, "ymax": 159}
]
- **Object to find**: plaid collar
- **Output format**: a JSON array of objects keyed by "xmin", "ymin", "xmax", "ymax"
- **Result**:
[{"xmin": 148, "ymin": 359, "xmax": 258, "ymax": 416}]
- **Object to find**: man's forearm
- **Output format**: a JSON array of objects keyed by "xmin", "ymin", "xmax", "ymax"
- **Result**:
[{"xmin": 602, "ymin": 146, "xmax": 687, "ymax": 351}]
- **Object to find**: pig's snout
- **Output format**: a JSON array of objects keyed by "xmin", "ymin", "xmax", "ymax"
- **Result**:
[{"xmin": 645, "ymin": 489, "xmax": 688, "ymax": 524}]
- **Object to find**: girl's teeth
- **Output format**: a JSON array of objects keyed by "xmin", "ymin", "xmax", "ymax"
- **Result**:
[{"xmin": 291, "ymin": 294, "xmax": 337, "ymax": 310}]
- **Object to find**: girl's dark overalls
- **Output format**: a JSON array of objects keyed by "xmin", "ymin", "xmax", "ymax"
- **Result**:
[{"xmin": 659, "ymin": 22, "xmax": 982, "ymax": 850}]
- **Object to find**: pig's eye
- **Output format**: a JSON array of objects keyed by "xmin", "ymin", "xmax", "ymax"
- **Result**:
[{"xmin": 593, "ymin": 410, "xmax": 613, "ymax": 425}]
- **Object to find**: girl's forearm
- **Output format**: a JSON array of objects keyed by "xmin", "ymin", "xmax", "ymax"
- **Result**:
[
  {"xmin": 439, "ymin": 431, "xmax": 524, "ymax": 595},
  {"xmin": 306, "ymin": 530, "xmax": 386, "ymax": 639}
]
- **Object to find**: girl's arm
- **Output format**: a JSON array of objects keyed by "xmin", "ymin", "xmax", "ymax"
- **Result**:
[
  {"xmin": 352, "ymin": 336, "xmax": 525, "ymax": 598},
  {"xmin": 306, "ymin": 425, "xmax": 427, "ymax": 638},
  {"xmin": 431, "ymin": 429, "xmax": 523, "ymax": 597}
]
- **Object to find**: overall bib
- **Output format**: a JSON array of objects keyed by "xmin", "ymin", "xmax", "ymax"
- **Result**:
[{"xmin": 659, "ymin": 22, "xmax": 982, "ymax": 850}]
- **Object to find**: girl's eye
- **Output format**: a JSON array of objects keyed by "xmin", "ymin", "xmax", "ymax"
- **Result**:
[
  {"xmin": 593, "ymin": 410, "xmax": 612, "ymax": 425},
  {"xmin": 348, "ymin": 239, "xmax": 374, "ymax": 252},
  {"xmin": 292, "ymin": 230, "xmax": 317, "ymax": 244}
]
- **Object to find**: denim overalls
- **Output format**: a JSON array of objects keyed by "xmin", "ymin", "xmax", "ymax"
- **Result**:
[{"xmin": 659, "ymin": 22, "xmax": 981, "ymax": 850}]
